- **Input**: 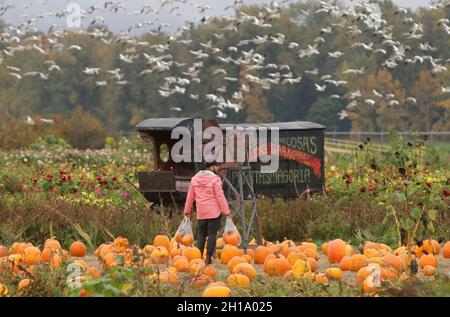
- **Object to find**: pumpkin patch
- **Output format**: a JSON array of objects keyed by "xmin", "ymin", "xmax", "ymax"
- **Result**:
[{"xmin": 0, "ymin": 234, "xmax": 448, "ymax": 297}]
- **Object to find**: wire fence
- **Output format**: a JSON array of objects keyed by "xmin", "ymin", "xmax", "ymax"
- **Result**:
[{"xmin": 324, "ymin": 131, "xmax": 450, "ymax": 144}]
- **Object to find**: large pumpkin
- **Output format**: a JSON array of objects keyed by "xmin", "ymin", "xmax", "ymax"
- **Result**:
[
  {"xmin": 443, "ymin": 241, "xmax": 450, "ymax": 258},
  {"xmin": 223, "ymin": 229, "xmax": 241, "ymax": 246},
  {"xmin": 172, "ymin": 256, "xmax": 190, "ymax": 272},
  {"xmin": 422, "ymin": 265, "xmax": 436, "ymax": 276},
  {"xmin": 44, "ymin": 239, "xmax": 61, "ymax": 250},
  {"xmin": 419, "ymin": 254, "xmax": 438, "ymax": 269},
  {"xmin": 153, "ymin": 235, "xmax": 170, "ymax": 250},
  {"xmin": 227, "ymin": 256, "xmax": 248, "ymax": 272},
  {"xmin": 70, "ymin": 241, "xmax": 87, "ymax": 257},
  {"xmin": 151, "ymin": 246, "xmax": 169, "ymax": 264},
  {"xmin": 254, "ymin": 246, "xmax": 273, "ymax": 264},
  {"xmin": 113, "ymin": 237, "xmax": 129, "ymax": 253},
  {"xmin": 422, "ymin": 239, "xmax": 441, "ymax": 255},
  {"xmin": 23, "ymin": 246, "xmax": 41, "ymax": 265},
  {"xmin": 383, "ymin": 253, "xmax": 405, "ymax": 272},
  {"xmin": 220, "ymin": 245, "xmax": 240, "ymax": 264},
  {"xmin": 327, "ymin": 239, "xmax": 353, "ymax": 264},
  {"xmin": 265, "ymin": 256, "xmax": 292, "ymax": 276},
  {"xmin": 182, "ymin": 247, "xmax": 202, "ymax": 262},
  {"xmin": 232, "ymin": 262, "xmax": 257, "ymax": 280},
  {"xmin": 227, "ymin": 273, "xmax": 250, "ymax": 288},
  {"xmin": 202, "ymin": 286, "xmax": 231, "ymax": 297},
  {"xmin": 339, "ymin": 256, "xmax": 353, "ymax": 271}
]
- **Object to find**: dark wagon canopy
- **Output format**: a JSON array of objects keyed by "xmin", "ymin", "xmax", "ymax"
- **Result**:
[
  {"xmin": 135, "ymin": 117, "xmax": 326, "ymax": 131},
  {"xmin": 135, "ymin": 117, "xmax": 326, "ymax": 200}
]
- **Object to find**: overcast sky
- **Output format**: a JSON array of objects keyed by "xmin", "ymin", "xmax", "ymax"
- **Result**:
[{"xmin": 0, "ymin": 0, "xmax": 432, "ymax": 34}]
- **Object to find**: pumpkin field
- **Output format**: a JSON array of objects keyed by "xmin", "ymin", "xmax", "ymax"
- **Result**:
[{"xmin": 0, "ymin": 133, "xmax": 449, "ymax": 297}]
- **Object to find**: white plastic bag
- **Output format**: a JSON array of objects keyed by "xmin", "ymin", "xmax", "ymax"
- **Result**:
[
  {"xmin": 223, "ymin": 217, "xmax": 241, "ymax": 246},
  {"xmin": 175, "ymin": 216, "xmax": 194, "ymax": 246}
]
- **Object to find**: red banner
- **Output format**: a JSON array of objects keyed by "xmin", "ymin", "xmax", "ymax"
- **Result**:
[{"xmin": 250, "ymin": 143, "xmax": 322, "ymax": 177}]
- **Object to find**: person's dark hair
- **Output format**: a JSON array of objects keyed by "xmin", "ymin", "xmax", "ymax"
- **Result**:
[{"xmin": 202, "ymin": 161, "xmax": 218, "ymax": 170}]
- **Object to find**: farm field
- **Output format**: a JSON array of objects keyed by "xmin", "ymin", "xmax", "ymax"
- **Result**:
[{"xmin": 0, "ymin": 134, "xmax": 449, "ymax": 297}]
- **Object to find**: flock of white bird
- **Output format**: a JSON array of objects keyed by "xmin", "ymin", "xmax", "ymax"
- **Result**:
[{"xmin": 0, "ymin": 0, "xmax": 450, "ymax": 121}]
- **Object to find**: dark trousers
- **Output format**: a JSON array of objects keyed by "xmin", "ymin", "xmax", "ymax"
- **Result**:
[{"xmin": 197, "ymin": 215, "xmax": 221, "ymax": 258}]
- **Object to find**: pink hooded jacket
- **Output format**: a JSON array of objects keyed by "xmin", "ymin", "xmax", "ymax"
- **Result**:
[{"xmin": 183, "ymin": 170, "xmax": 230, "ymax": 220}]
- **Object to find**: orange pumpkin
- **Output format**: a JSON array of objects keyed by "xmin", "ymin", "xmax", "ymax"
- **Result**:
[
  {"xmin": 10, "ymin": 242, "xmax": 33, "ymax": 255},
  {"xmin": 322, "ymin": 242, "xmax": 328, "ymax": 255},
  {"xmin": 303, "ymin": 248, "xmax": 319, "ymax": 260},
  {"xmin": 23, "ymin": 246, "xmax": 41, "ymax": 265},
  {"xmin": 113, "ymin": 236, "xmax": 129, "ymax": 253},
  {"xmin": 189, "ymin": 259, "xmax": 206, "ymax": 276},
  {"xmin": 422, "ymin": 239, "xmax": 441, "ymax": 255},
  {"xmin": 223, "ymin": 229, "xmax": 241, "ymax": 246},
  {"xmin": 203, "ymin": 265, "xmax": 217, "ymax": 278},
  {"xmin": 181, "ymin": 234, "xmax": 194, "ymax": 246},
  {"xmin": 263, "ymin": 253, "xmax": 277, "ymax": 274},
  {"xmin": 153, "ymin": 235, "xmax": 170, "ymax": 250},
  {"xmin": 443, "ymin": 241, "xmax": 450, "ymax": 258},
  {"xmin": 307, "ymin": 257, "xmax": 318, "ymax": 272},
  {"xmin": 350, "ymin": 254, "xmax": 368, "ymax": 272},
  {"xmin": 254, "ymin": 246, "xmax": 273, "ymax": 264},
  {"xmin": 151, "ymin": 270, "xmax": 178, "ymax": 285},
  {"xmin": 422, "ymin": 265, "xmax": 436, "ymax": 276},
  {"xmin": 357, "ymin": 266, "xmax": 373, "ymax": 285},
  {"xmin": 232, "ymin": 262, "xmax": 257, "ymax": 280},
  {"xmin": 50, "ymin": 252, "xmax": 63, "ymax": 269},
  {"xmin": 70, "ymin": 241, "xmax": 87, "ymax": 257},
  {"xmin": 142, "ymin": 245, "xmax": 156, "ymax": 258},
  {"xmin": 227, "ymin": 273, "xmax": 250, "ymax": 288},
  {"xmin": 182, "ymin": 247, "xmax": 202, "ymax": 262},
  {"xmin": 298, "ymin": 242, "xmax": 317, "ymax": 253},
  {"xmin": 220, "ymin": 245, "xmax": 240, "ymax": 264},
  {"xmin": 44, "ymin": 239, "xmax": 61, "ymax": 250},
  {"xmin": 315, "ymin": 272, "xmax": 329, "ymax": 284},
  {"xmin": 419, "ymin": 254, "xmax": 438, "ymax": 269},
  {"xmin": 227, "ymin": 256, "xmax": 248, "ymax": 272},
  {"xmin": 339, "ymin": 256, "xmax": 353, "ymax": 271},
  {"xmin": 413, "ymin": 245, "xmax": 425, "ymax": 258},
  {"xmin": 265, "ymin": 257, "xmax": 292, "ymax": 277},
  {"xmin": 151, "ymin": 246, "xmax": 170, "ymax": 264},
  {"xmin": 173, "ymin": 256, "xmax": 190, "ymax": 272},
  {"xmin": 0, "ymin": 245, "xmax": 7, "ymax": 258},
  {"xmin": 41, "ymin": 247, "xmax": 53, "ymax": 263},
  {"xmin": 327, "ymin": 239, "xmax": 352, "ymax": 264},
  {"xmin": 202, "ymin": 286, "xmax": 231, "ymax": 297},
  {"xmin": 383, "ymin": 253, "xmax": 405, "ymax": 272}
]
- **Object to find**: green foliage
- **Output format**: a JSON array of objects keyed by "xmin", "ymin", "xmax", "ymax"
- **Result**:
[{"xmin": 29, "ymin": 134, "xmax": 71, "ymax": 150}]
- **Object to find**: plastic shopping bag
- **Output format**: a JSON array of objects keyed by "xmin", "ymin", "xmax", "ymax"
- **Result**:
[
  {"xmin": 223, "ymin": 217, "xmax": 241, "ymax": 246},
  {"xmin": 175, "ymin": 216, "xmax": 194, "ymax": 246}
]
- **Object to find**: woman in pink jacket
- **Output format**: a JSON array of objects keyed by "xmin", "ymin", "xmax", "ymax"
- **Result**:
[{"xmin": 184, "ymin": 167, "xmax": 231, "ymax": 265}]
